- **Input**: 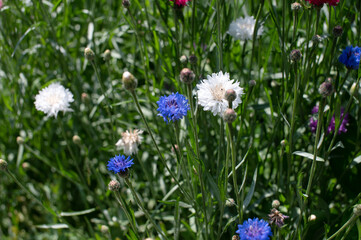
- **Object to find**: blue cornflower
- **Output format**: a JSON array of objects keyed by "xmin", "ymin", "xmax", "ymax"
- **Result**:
[
  {"xmin": 107, "ymin": 155, "xmax": 134, "ymax": 174},
  {"xmin": 339, "ymin": 45, "xmax": 361, "ymax": 70},
  {"xmin": 236, "ymin": 218, "xmax": 272, "ymax": 240},
  {"xmin": 157, "ymin": 92, "xmax": 190, "ymax": 123}
]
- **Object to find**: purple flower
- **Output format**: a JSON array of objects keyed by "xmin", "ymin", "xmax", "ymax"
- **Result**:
[
  {"xmin": 157, "ymin": 92, "xmax": 190, "ymax": 124},
  {"xmin": 236, "ymin": 218, "xmax": 272, "ymax": 240},
  {"xmin": 339, "ymin": 46, "xmax": 361, "ymax": 70},
  {"xmin": 309, "ymin": 106, "xmax": 349, "ymax": 134},
  {"xmin": 107, "ymin": 155, "xmax": 134, "ymax": 174}
]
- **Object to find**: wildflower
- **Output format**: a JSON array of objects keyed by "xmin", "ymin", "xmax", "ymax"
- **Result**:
[
  {"xmin": 333, "ymin": 25, "xmax": 343, "ymax": 37},
  {"xmin": 108, "ymin": 180, "xmax": 120, "ymax": 191},
  {"xmin": 170, "ymin": 0, "xmax": 191, "ymax": 8},
  {"xmin": 34, "ymin": 82, "xmax": 74, "ymax": 118},
  {"xmin": 107, "ymin": 155, "xmax": 134, "ymax": 174},
  {"xmin": 327, "ymin": 109, "xmax": 349, "ymax": 134},
  {"xmin": 228, "ymin": 16, "xmax": 264, "ymax": 41},
  {"xmin": 339, "ymin": 46, "xmax": 361, "ymax": 70},
  {"xmin": 197, "ymin": 71, "xmax": 244, "ymax": 116},
  {"xmin": 268, "ymin": 208, "xmax": 289, "ymax": 228},
  {"xmin": 157, "ymin": 92, "xmax": 190, "ymax": 123},
  {"xmin": 236, "ymin": 218, "xmax": 272, "ymax": 240},
  {"xmin": 122, "ymin": 71, "xmax": 137, "ymax": 91},
  {"xmin": 115, "ymin": 129, "xmax": 143, "ymax": 155},
  {"xmin": 305, "ymin": 0, "xmax": 339, "ymax": 7}
]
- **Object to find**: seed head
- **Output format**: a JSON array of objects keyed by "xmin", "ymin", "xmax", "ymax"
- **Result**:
[
  {"xmin": 333, "ymin": 25, "xmax": 343, "ymax": 38},
  {"xmin": 180, "ymin": 68, "xmax": 195, "ymax": 84},
  {"xmin": 122, "ymin": 71, "xmax": 137, "ymax": 91},
  {"xmin": 291, "ymin": 2, "xmax": 302, "ymax": 11},
  {"xmin": 269, "ymin": 208, "xmax": 289, "ymax": 227},
  {"xmin": 272, "ymin": 199, "xmax": 281, "ymax": 209},
  {"xmin": 72, "ymin": 135, "xmax": 81, "ymax": 145},
  {"xmin": 103, "ymin": 49, "xmax": 111, "ymax": 61},
  {"xmin": 224, "ymin": 89, "xmax": 237, "ymax": 103},
  {"xmin": 0, "ymin": 159, "xmax": 8, "ymax": 171},
  {"xmin": 353, "ymin": 204, "xmax": 361, "ymax": 216},
  {"xmin": 108, "ymin": 180, "xmax": 120, "ymax": 191},
  {"xmin": 84, "ymin": 47, "xmax": 95, "ymax": 61},
  {"xmin": 16, "ymin": 136, "xmax": 24, "ymax": 145},
  {"xmin": 319, "ymin": 80, "xmax": 334, "ymax": 97},
  {"xmin": 290, "ymin": 49, "xmax": 302, "ymax": 62},
  {"xmin": 223, "ymin": 109, "xmax": 237, "ymax": 123}
]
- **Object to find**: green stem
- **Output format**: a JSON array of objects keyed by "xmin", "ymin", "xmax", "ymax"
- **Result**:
[
  {"xmin": 216, "ymin": 0, "xmax": 223, "ymax": 70},
  {"xmin": 327, "ymin": 214, "xmax": 357, "ymax": 240},
  {"xmin": 315, "ymin": 9, "xmax": 321, "ymax": 35}
]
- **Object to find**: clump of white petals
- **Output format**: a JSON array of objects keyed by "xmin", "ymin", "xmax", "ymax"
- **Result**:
[
  {"xmin": 34, "ymin": 82, "xmax": 74, "ymax": 118},
  {"xmin": 228, "ymin": 16, "xmax": 264, "ymax": 41},
  {"xmin": 115, "ymin": 129, "xmax": 143, "ymax": 155},
  {"xmin": 196, "ymin": 71, "xmax": 244, "ymax": 116}
]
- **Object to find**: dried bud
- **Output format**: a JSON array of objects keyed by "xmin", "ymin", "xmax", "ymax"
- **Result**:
[
  {"xmin": 100, "ymin": 225, "xmax": 109, "ymax": 234},
  {"xmin": 108, "ymin": 180, "xmax": 120, "ymax": 191},
  {"xmin": 308, "ymin": 214, "xmax": 317, "ymax": 221},
  {"xmin": 272, "ymin": 200, "xmax": 281, "ymax": 209},
  {"xmin": 333, "ymin": 25, "xmax": 343, "ymax": 38},
  {"xmin": 350, "ymin": 82, "xmax": 357, "ymax": 96},
  {"xmin": 226, "ymin": 198, "xmax": 235, "ymax": 207},
  {"xmin": 103, "ymin": 49, "xmax": 111, "ymax": 61},
  {"xmin": 72, "ymin": 135, "xmax": 81, "ymax": 145},
  {"xmin": 319, "ymin": 80, "xmax": 334, "ymax": 97},
  {"xmin": 122, "ymin": 71, "xmax": 137, "ymax": 91},
  {"xmin": 180, "ymin": 68, "xmax": 195, "ymax": 84},
  {"xmin": 0, "ymin": 159, "xmax": 8, "ymax": 171},
  {"xmin": 81, "ymin": 93, "xmax": 90, "ymax": 102},
  {"xmin": 180, "ymin": 55, "xmax": 188, "ymax": 64},
  {"xmin": 291, "ymin": 2, "xmax": 302, "ymax": 11},
  {"xmin": 353, "ymin": 204, "xmax": 361, "ymax": 216},
  {"xmin": 84, "ymin": 47, "xmax": 95, "ymax": 61},
  {"xmin": 223, "ymin": 109, "xmax": 237, "ymax": 123},
  {"xmin": 290, "ymin": 49, "xmax": 302, "ymax": 62},
  {"xmin": 232, "ymin": 235, "xmax": 240, "ymax": 240},
  {"xmin": 189, "ymin": 54, "xmax": 197, "ymax": 65},
  {"xmin": 122, "ymin": 0, "xmax": 130, "ymax": 8},
  {"xmin": 312, "ymin": 35, "xmax": 322, "ymax": 44},
  {"xmin": 269, "ymin": 208, "xmax": 289, "ymax": 227},
  {"xmin": 16, "ymin": 136, "xmax": 24, "ymax": 145},
  {"xmin": 118, "ymin": 169, "xmax": 130, "ymax": 179},
  {"xmin": 249, "ymin": 80, "xmax": 256, "ymax": 87},
  {"xmin": 224, "ymin": 89, "xmax": 237, "ymax": 103}
]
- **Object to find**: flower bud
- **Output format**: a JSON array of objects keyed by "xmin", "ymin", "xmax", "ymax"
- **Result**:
[
  {"xmin": 180, "ymin": 55, "xmax": 188, "ymax": 64},
  {"xmin": 122, "ymin": 71, "xmax": 137, "ymax": 91},
  {"xmin": 272, "ymin": 199, "xmax": 281, "ymax": 209},
  {"xmin": 226, "ymin": 198, "xmax": 235, "ymax": 207},
  {"xmin": 312, "ymin": 35, "xmax": 322, "ymax": 44},
  {"xmin": 0, "ymin": 159, "xmax": 8, "ymax": 171},
  {"xmin": 84, "ymin": 47, "xmax": 95, "ymax": 61},
  {"xmin": 16, "ymin": 136, "xmax": 24, "ymax": 145},
  {"xmin": 108, "ymin": 180, "xmax": 120, "ymax": 191},
  {"xmin": 350, "ymin": 82, "xmax": 357, "ymax": 96},
  {"xmin": 224, "ymin": 89, "xmax": 237, "ymax": 103},
  {"xmin": 353, "ymin": 204, "xmax": 361, "ymax": 216},
  {"xmin": 103, "ymin": 49, "xmax": 111, "ymax": 61},
  {"xmin": 22, "ymin": 162, "xmax": 30, "ymax": 170},
  {"xmin": 81, "ymin": 93, "xmax": 90, "ymax": 102},
  {"xmin": 223, "ymin": 109, "xmax": 237, "ymax": 123},
  {"xmin": 249, "ymin": 80, "xmax": 256, "ymax": 87},
  {"xmin": 291, "ymin": 2, "xmax": 302, "ymax": 11},
  {"xmin": 280, "ymin": 140, "xmax": 286, "ymax": 147},
  {"xmin": 122, "ymin": 0, "xmax": 130, "ymax": 8},
  {"xmin": 180, "ymin": 68, "xmax": 195, "ymax": 84},
  {"xmin": 290, "ymin": 49, "xmax": 302, "ymax": 62},
  {"xmin": 72, "ymin": 135, "xmax": 81, "ymax": 145},
  {"xmin": 232, "ymin": 235, "xmax": 240, "ymax": 240},
  {"xmin": 118, "ymin": 169, "xmax": 130, "ymax": 178},
  {"xmin": 101, "ymin": 225, "xmax": 109, "ymax": 234},
  {"xmin": 333, "ymin": 25, "xmax": 343, "ymax": 38},
  {"xmin": 319, "ymin": 80, "xmax": 334, "ymax": 97},
  {"xmin": 308, "ymin": 214, "xmax": 316, "ymax": 221},
  {"xmin": 189, "ymin": 54, "xmax": 197, "ymax": 65}
]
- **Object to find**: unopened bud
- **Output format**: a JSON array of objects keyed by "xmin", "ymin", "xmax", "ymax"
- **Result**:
[
  {"xmin": 108, "ymin": 180, "xmax": 120, "ymax": 191},
  {"xmin": 122, "ymin": 71, "xmax": 137, "ymax": 91},
  {"xmin": 0, "ymin": 159, "xmax": 8, "ymax": 171},
  {"xmin": 319, "ymin": 80, "xmax": 334, "ymax": 97},
  {"xmin": 224, "ymin": 89, "xmax": 237, "ymax": 102},
  {"xmin": 72, "ymin": 135, "xmax": 81, "ymax": 145},
  {"xmin": 353, "ymin": 204, "xmax": 361, "ymax": 216},
  {"xmin": 226, "ymin": 198, "xmax": 235, "ymax": 207},
  {"xmin": 308, "ymin": 214, "xmax": 316, "ymax": 221},
  {"xmin": 16, "ymin": 136, "xmax": 24, "ymax": 144},
  {"xmin": 180, "ymin": 68, "xmax": 195, "ymax": 84},
  {"xmin": 81, "ymin": 93, "xmax": 90, "ymax": 102},
  {"xmin": 118, "ymin": 169, "xmax": 130, "ymax": 179},
  {"xmin": 22, "ymin": 162, "xmax": 30, "ymax": 170},
  {"xmin": 180, "ymin": 55, "xmax": 188, "ymax": 64},
  {"xmin": 281, "ymin": 140, "xmax": 286, "ymax": 147},
  {"xmin": 223, "ymin": 109, "xmax": 237, "ymax": 123},
  {"xmin": 312, "ymin": 35, "xmax": 322, "ymax": 44},
  {"xmin": 333, "ymin": 25, "xmax": 343, "ymax": 38},
  {"xmin": 290, "ymin": 49, "xmax": 302, "ymax": 62},
  {"xmin": 189, "ymin": 54, "xmax": 197, "ymax": 65},
  {"xmin": 249, "ymin": 80, "xmax": 256, "ymax": 87},
  {"xmin": 101, "ymin": 225, "xmax": 109, "ymax": 234},
  {"xmin": 291, "ymin": 2, "xmax": 302, "ymax": 11},
  {"xmin": 84, "ymin": 47, "xmax": 95, "ymax": 61},
  {"xmin": 103, "ymin": 49, "xmax": 111, "ymax": 61},
  {"xmin": 272, "ymin": 200, "xmax": 281, "ymax": 209},
  {"xmin": 232, "ymin": 235, "xmax": 240, "ymax": 240},
  {"xmin": 350, "ymin": 83, "xmax": 357, "ymax": 96},
  {"xmin": 122, "ymin": 0, "xmax": 130, "ymax": 8}
]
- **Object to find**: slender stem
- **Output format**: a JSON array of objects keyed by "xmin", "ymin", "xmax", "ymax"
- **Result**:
[
  {"xmin": 315, "ymin": 9, "xmax": 321, "ymax": 35},
  {"xmin": 216, "ymin": 0, "xmax": 223, "ymax": 70},
  {"xmin": 125, "ymin": 178, "xmax": 169, "ymax": 240},
  {"xmin": 292, "ymin": 10, "xmax": 298, "ymax": 44},
  {"xmin": 327, "ymin": 214, "xmax": 357, "ymax": 240},
  {"xmin": 191, "ymin": 0, "xmax": 197, "ymax": 48}
]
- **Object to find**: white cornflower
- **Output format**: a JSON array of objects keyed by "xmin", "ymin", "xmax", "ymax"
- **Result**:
[
  {"xmin": 115, "ymin": 129, "xmax": 143, "ymax": 155},
  {"xmin": 196, "ymin": 71, "xmax": 244, "ymax": 116},
  {"xmin": 34, "ymin": 82, "xmax": 74, "ymax": 118},
  {"xmin": 228, "ymin": 16, "xmax": 264, "ymax": 41}
]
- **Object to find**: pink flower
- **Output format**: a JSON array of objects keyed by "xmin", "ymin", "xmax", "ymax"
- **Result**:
[
  {"xmin": 170, "ymin": 0, "xmax": 191, "ymax": 7},
  {"xmin": 305, "ymin": 0, "xmax": 339, "ymax": 6}
]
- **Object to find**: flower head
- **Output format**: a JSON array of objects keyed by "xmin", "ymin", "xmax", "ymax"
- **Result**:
[
  {"xmin": 309, "ymin": 106, "xmax": 349, "ymax": 134},
  {"xmin": 268, "ymin": 208, "xmax": 289, "ymax": 228},
  {"xmin": 34, "ymin": 82, "xmax": 74, "ymax": 118},
  {"xmin": 107, "ymin": 155, "xmax": 134, "ymax": 174},
  {"xmin": 305, "ymin": 0, "xmax": 339, "ymax": 6},
  {"xmin": 197, "ymin": 71, "xmax": 244, "ymax": 116},
  {"xmin": 115, "ymin": 129, "xmax": 143, "ymax": 155},
  {"xmin": 339, "ymin": 46, "xmax": 361, "ymax": 70},
  {"xmin": 228, "ymin": 16, "xmax": 264, "ymax": 41},
  {"xmin": 170, "ymin": 0, "xmax": 191, "ymax": 7},
  {"xmin": 236, "ymin": 218, "xmax": 272, "ymax": 240},
  {"xmin": 157, "ymin": 92, "xmax": 190, "ymax": 123}
]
